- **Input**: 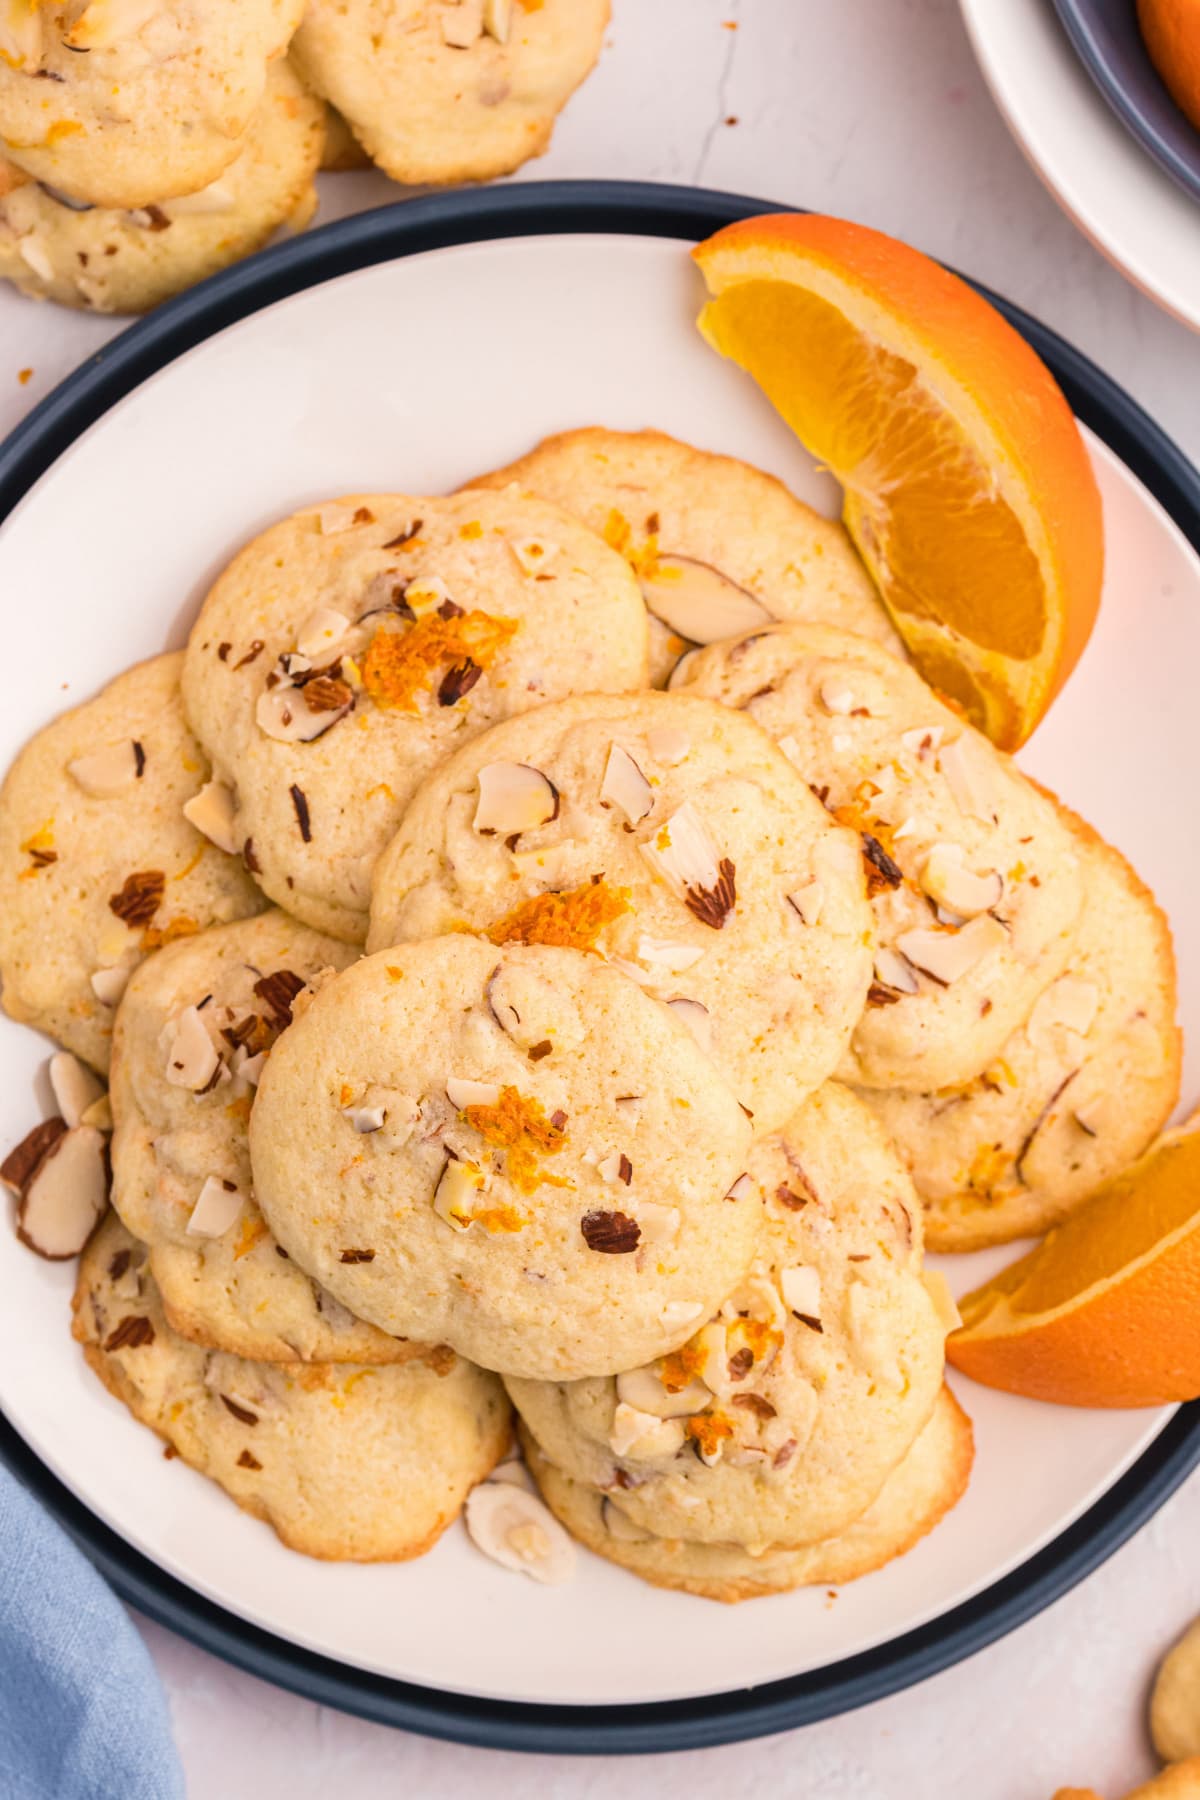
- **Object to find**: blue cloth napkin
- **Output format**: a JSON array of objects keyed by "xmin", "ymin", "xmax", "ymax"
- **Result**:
[{"xmin": 0, "ymin": 1463, "xmax": 185, "ymax": 1800}]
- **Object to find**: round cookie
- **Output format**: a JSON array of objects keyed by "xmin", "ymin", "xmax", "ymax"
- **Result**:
[
  {"xmin": 470, "ymin": 427, "xmax": 900, "ymax": 685},
  {"xmin": 182, "ymin": 488, "xmax": 649, "ymax": 942},
  {"xmin": 674, "ymin": 622, "xmax": 1085, "ymax": 1092},
  {"xmin": 73, "ymin": 1212, "xmax": 511, "ymax": 1561},
  {"xmin": 319, "ymin": 103, "xmax": 370, "ymax": 172},
  {"xmin": 523, "ymin": 1384, "xmax": 973, "ymax": 1603},
  {"xmin": 367, "ymin": 692, "xmax": 873, "ymax": 1133},
  {"xmin": 0, "ymin": 0, "xmax": 303, "ymax": 209},
  {"xmin": 248, "ymin": 936, "xmax": 756, "ymax": 1381},
  {"xmin": 0, "ymin": 61, "xmax": 323, "ymax": 315},
  {"xmin": 291, "ymin": 0, "xmax": 608, "ymax": 188},
  {"xmin": 0, "ymin": 653, "xmax": 264, "ymax": 1073},
  {"xmin": 506, "ymin": 1083, "xmax": 948, "ymax": 1550},
  {"xmin": 864, "ymin": 815, "xmax": 1180, "ymax": 1252},
  {"xmin": 109, "ymin": 910, "xmax": 427, "ymax": 1363}
]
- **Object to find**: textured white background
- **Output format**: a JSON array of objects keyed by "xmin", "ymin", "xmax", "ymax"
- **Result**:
[{"xmin": 2, "ymin": 2, "xmax": 1199, "ymax": 1795}]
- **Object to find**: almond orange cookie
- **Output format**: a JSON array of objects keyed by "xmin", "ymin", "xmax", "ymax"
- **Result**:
[
  {"xmin": 367, "ymin": 692, "xmax": 874, "ymax": 1133},
  {"xmin": 248, "ymin": 937, "xmax": 756, "ymax": 1381},
  {"xmin": 865, "ymin": 817, "xmax": 1179, "ymax": 1251},
  {"xmin": 0, "ymin": 653, "xmax": 264, "ymax": 1073},
  {"xmin": 469, "ymin": 427, "xmax": 899, "ymax": 685},
  {"xmin": 74, "ymin": 1212, "xmax": 511, "ymax": 1561},
  {"xmin": 674, "ymin": 622, "xmax": 1085, "ymax": 1091},
  {"xmin": 181, "ymin": 489, "xmax": 647, "ymax": 944},
  {"xmin": 0, "ymin": 0, "xmax": 304, "ymax": 208},
  {"xmin": 108, "ymin": 909, "xmax": 423, "ymax": 1363},
  {"xmin": 506, "ymin": 1084, "xmax": 950, "ymax": 1551},
  {"xmin": 522, "ymin": 1384, "xmax": 973, "ymax": 1603}
]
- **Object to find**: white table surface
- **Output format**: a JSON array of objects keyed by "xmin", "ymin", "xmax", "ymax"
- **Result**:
[{"xmin": 2, "ymin": 2, "xmax": 1198, "ymax": 1794}]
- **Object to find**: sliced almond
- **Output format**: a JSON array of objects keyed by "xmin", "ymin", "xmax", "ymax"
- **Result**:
[
  {"xmin": 721, "ymin": 1271, "xmax": 787, "ymax": 1335},
  {"xmin": 636, "ymin": 936, "xmax": 703, "ymax": 974},
  {"xmin": 615, "ymin": 1364, "xmax": 710, "ymax": 1419},
  {"xmin": 256, "ymin": 685, "xmax": 349, "ymax": 744},
  {"xmin": 819, "ymin": 676, "xmax": 856, "ymax": 715},
  {"xmin": 316, "ymin": 501, "xmax": 368, "ymax": 535},
  {"xmin": 691, "ymin": 1319, "xmax": 731, "ymax": 1395},
  {"xmin": 186, "ymin": 1176, "xmax": 243, "ymax": 1238},
  {"xmin": 900, "ymin": 724, "xmax": 944, "ymax": 761},
  {"xmin": 16, "ymin": 1126, "xmax": 107, "ymax": 1260},
  {"xmin": 725, "ymin": 1173, "xmax": 756, "ymax": 1202},
  {"xmin": 343, "ymin": 1101, "xmax": 388, "ymax": 1133},
  {"xmin": 433, "ymin": 1158, "xmax": 485, "ymax": 1230},
  {"xmin": 874, "ymin": 946, "xmax": 920, "ymax": 995},
  {"xmin": 440, "ymin": 0, "xmax": 483, "ymax": 46},
  {"xmin": 402, "ymin": 575, "xmax": 450, "ymax": 617},
  {"xmin": 0, "ymin": 0, "xmax": 43, "ymax": 66},
  {"xmin": 609, "ymin": 1403, "xmax": 686, "ymax": 1460},
  {"xmin": 474, "ymin": 763, "xmax": 559, "ymax": 834},
  {"xmin": 634, "ymin": 1200, "xmax": 679, "ymax": 1245},
  {"xmin": 596, "ymin": 1150, "xmax": 631, "ymax": 1186},
  {"xmin": 487, "ymin": 1458, "xmax": 535, "ymax": 1492},
  {"xmin": 183, "ymin": 779, "xmax": 238, "ymax": 855},
  {"xmin": 90, "ymin": 964, "xmax": 133, "ymax": 1007},
  {"xmin": 464, "ymin": 1481, "xmax": 575, "ymax": 1585},
  {"xmin": 786, "ymin": 880, "xmax": 825, "ymax": 926},
  {"xmin": 776, "ymin": 733, "xmax": 806, "ymax": 770},
  {"xmin": 1028, "ymin": 976, "xmax": 1100, "ymax": 1042},
  {"xmin": 661, "ymin": 1299, "xmax": 705, "ymax": 1334},
  {"xmin": 920, "ymin": 843, "xmax": 1003, "ymax": 917},
  {"xmin": 17, "ymin": 237, "xmax": 53, "ymax": 282},
  {"xmin": 48, "ymin": 1052, "xmax": 105, "ymax": 1130},
  {"xmin": 921, "ymin": 1269, "xmax": 962, "ymax": 1335},
  {"xmin": 938, "ymin": 735, "xmax": 999, "ymax": 823},
  {"xmin": 600, "ymin": 743, "xmax": 653, "ymax": 825},
  {"xmin": 446, "ymin": 1076, "xmax": 502, "ymax": 1110},
  {"xmin": 62, "ymin": 0, "xmax": 160, "ymax": 50},
  {"xmin": 667, "ymin": 996, "xmax": 712, "ymax": 1054},
  {"xmin": 165, "ymin": 180, "xmax": 236, "ymax": 217},
  {"xmin": 780, "ymin": 1264, "xmax": 821, "ymax": 1319},
  {"xmin": 163, "ymin": 1006, "xmax": 219, "ymax": 1092},
  {"xmin": 296, "ymin": 605, "xmax": 350, "ymax": 661},
  {"xmin": 646, "ymin": 726, "xmax": 690, "ymax": 766},
  {"xmin": 67, "ymin": 740, "xmax": 141, "ymax": 799},
  {"xmin": 638, "ymin": 556, "xmax": 771, "ymax": 643},
  {"xmin": 640, "ymin": 801, "xmax": 733, "ymax": 926},
  {"xmin": 895, "ymin": 913, "xmax": 1008, "ymax": 986},
  {"xmin": 510, "ymin": 536, "xmax": 557, "ymax": 575},
  {"xmin": 601, "ymin": 1500, "xmax": 653, "ymax": 1543}
]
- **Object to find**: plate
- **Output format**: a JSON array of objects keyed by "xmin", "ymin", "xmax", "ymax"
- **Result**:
[
  {"xmin": 1, "ymin": 182, "xmax": 1199, "ymax": 1752},
  {"xmin": 960, "ymin": 0, "xmax": 1200, "ymax": 333},
  {"xmin": 1051, "ymin": 0, "xmax": 1200, "ymax": 202}
]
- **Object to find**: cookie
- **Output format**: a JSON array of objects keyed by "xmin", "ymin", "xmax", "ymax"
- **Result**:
[
  {"xmin": 109, "ymin": 910, "xmax": 426, "ymax": 1363},
  {"xmin": 248, "ymin": 936, "xmax": 756, "ymax": 1381},
  {"xmin": 73, "ymin": 1213, "xmax": 511, "ymax": 1561},
  {"xmin": 367, "ymin": 693, "xmax": 874, "ymax": 1133},
  {"xmin": 291, "ymin": 0, "xmax": 607, "ymax": 188},
  {"xmin": 523, "ymin": 1383, "xmax": 973, "ymax": 1603},
  {"xmin": 0, "ymin": 61, "xmax": 323, "ymax": 315},
  {"xmin": 319, "ymin": 103, "xmax": 370, "ymax": 172},
  {"xmin": 470, "ymin": 427, "xmax": 900, "ymax": 685},
  {"xmin": 674, "ymin": 622, "xmax": 1085, "ymax": 1091},
  {"xmin": 181, "ymin": 488, "xmax": 649, "ymax": 942},
  {"xmin": 865, "ymin": 815, "xmax": 1180, "ymax": 1251},
  {"xmin": 0, "ymin": 653, "xmax": 264, "ymax": 1073},
  {"xmin": 506, "ymin": 1083, "xmax": 948, "ymax": 1551},
  {"xmin": 0, "ymin": 0, "xmax": 303, "ymax": 208}
]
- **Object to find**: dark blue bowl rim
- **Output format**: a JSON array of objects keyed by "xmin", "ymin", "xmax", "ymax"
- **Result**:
[
  {"xmin": 1, "ymin": 179, "xmax": 1199, "ymax": 1756},
  {"xmin": 1051, "ymin": 0, "xmax": 1200, "ymax": 204}
]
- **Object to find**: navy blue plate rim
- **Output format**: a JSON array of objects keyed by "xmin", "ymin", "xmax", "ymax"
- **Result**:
[
  {"xmin": 1, "ymin": 179, "xmax": 1199, "ymax": 1754},
  {"xmin": 1050, "ymin": 0, "xmax": 1200, "ymax": 204}
]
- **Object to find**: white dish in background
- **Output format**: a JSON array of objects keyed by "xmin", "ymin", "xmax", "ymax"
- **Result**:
[
  {"xmin": 0, "ymin": 230, "xmax": 1196, "ymax": 1709},
  {"xmin": 960, "ymin": 0, "xmax": 1200, "ymax": 334}
]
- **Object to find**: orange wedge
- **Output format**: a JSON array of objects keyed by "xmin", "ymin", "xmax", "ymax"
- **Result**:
[
  {"xmin": 693, "ymin": 214, "xmax": 1104, "ymax": 750},
  {"xmin": 1139, "ymin": 0, "xmax": 1200, "ymax": 133},
  {"xmin": 947, "ymin": 1119, "xmax": 1200, "ymax": 1406}
]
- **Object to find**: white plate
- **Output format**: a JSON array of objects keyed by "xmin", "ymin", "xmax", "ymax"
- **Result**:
[
  {"xmin": 0, "ymin": 228, "xmax": 1196, "ymax": 1710},
  {"xmin": 960, "ymin": 0, "xmax": 1200, "ymax": 333}
]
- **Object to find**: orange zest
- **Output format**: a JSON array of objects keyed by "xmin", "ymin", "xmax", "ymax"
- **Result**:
[
  {"xmin": 660, "ymin": 1337, "xmax": 708, "ymax": 1393},
  {"xmin": 361, "ymin": 611, "xmax": 517, "ymax": 713},
  {"xmin": 686, "ymin": 1413, "xmax": 734, "ymax": 1457},
  {"xmin": 461, "ymin": 1085, "xmax": 571, "ymax": 1194},
  {"xmin": 948, "ymin": 1118, "xmax": 1200, "ymax": 1406},
  {"xmin": 233, "ymin": 1216, "xmax": 269, "ymax": 1261},
  {"xmin": 140, "ymin": 915, "xmax": 200, "ymax": 952},
  {"xmin": 486, "ymin": 878, "xmax": 631, "ymax": 951},
  {"xmin": 692, "ymin": 213, "xmax": 1104, "ymax": 749}
]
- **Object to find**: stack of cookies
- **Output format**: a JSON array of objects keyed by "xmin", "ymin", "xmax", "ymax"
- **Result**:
[
  {"xmin": 0, "ymin": 427, "xmax": 1178, "ymax": 1597},
  {"xmin": 0, "ymin": 0, "xmax": 609, "ymax": 315}
]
